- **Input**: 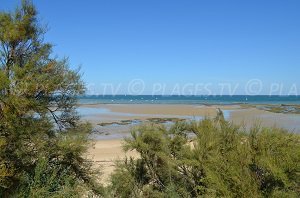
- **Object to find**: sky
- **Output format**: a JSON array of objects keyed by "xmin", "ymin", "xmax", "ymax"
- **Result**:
[{"xmin": 1, "ymin": 0, "xmax": 300, "ymax": 95}]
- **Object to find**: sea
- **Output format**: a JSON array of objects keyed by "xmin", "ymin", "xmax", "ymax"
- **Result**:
[
  {"xmin": 77, "ymin": 95, "xmax": 300, "ymax": 138},
  {"xmin": 78, "ymin": 95, "xmax": 300, "ymax": 105}
]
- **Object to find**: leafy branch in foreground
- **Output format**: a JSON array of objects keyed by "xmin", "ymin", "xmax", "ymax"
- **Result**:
[
  {"xmin": 108, "ymin": 117, "xmax": 300, "ymax": 197},
  {"xmin": 0, "ymin": 0, "xmax": 103, "ymax": 197}
]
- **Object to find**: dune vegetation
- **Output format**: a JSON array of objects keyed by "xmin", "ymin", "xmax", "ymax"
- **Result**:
[{"xmin": 107, "ymin": 112, "xmax": 300, "ymax": 197}]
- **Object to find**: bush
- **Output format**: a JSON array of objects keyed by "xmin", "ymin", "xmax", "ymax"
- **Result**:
[{"xmin": 108, "ymin": 118, "xmax": 300, "ymax": 197}]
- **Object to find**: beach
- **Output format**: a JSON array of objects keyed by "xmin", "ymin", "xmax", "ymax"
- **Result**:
[
  {"xmin": 80, "ymin": 103, "xmax": 300, "ymax": 131},
  {"xmin": 83, "ymin": 103, "xmax": 300, "ymax": 184},
  {"xmin": 87, "ymin": 139, "xmax": 138, "ymax": 184},
  {"xmin": 3, "ymin": 0, "xmax": 299, "ymax": 195}
]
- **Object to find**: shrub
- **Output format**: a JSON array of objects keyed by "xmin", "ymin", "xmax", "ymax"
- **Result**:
[{"xmin": 109, "ymin": 118, "xmax": 300, "ymax": 197}]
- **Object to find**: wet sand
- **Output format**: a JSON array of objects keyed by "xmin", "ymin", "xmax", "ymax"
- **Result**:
[
  {"xmin": 82, "ymin": 104, "xmax": 225, "ymax": 115},
  {"xmin": 80, "ymin": 104, "xmax": 240, "ymax": 123},
  {"xmin": 230, "ymin": 108, "xmax": 300, "ymax": 132},
  {"xmin": 84, "ymin": 104, "xmax": 300, "ymax": 184}
]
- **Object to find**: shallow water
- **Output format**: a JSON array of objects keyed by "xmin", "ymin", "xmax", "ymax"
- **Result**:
[
  {"xmin": 80, "ymin": 106, "xmax": 300, "ymax": 140},
  {"xmin": 80, "ymin": 106, "xmax": 227, "ymax": 140},
  {"xmin": 78, "ymin": 106, "xmax": 204, "ymax": 121}
]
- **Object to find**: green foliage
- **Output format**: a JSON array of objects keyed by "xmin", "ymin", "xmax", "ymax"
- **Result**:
[
  {"xmin": 108, "ymin": 118, "xmax": 300, "ymax": 197},
  {"xmin": 0, "ymin": 0, "xmax": 103, "ymax": 197},
  {"xmin": 14, "ymin": 124, "xmax": 103, "ymax": 198}
]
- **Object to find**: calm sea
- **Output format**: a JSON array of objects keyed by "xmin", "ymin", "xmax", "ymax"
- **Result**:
[{"xmin": 78, "ymin": 95, "xmax": 300, "ymax": 105}]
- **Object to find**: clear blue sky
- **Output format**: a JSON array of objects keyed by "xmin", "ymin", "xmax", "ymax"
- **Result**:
[{"xmin": 1, "ymin": 0, "xmax": 300, "ymax": 95}]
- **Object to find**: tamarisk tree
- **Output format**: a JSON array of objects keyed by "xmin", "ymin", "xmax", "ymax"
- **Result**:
[{"xmin": 0, "ymin": 1, "xmax": 102, "ymax": 197}]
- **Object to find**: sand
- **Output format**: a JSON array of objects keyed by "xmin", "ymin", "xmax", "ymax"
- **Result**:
[
  {"xmin": 84, "ymin": 104, "xmax": 300, "ymax": 184},
  {"xmin": 230, "ymin": 108, "xmax": 300, "ymax": 132},
  {"xmin": 87, "ymin": 139, "xmax": 138, "ymax": 184},
  {"xmin": 80, "ymin": 104, "xmax": 241, "ymax": 123}
]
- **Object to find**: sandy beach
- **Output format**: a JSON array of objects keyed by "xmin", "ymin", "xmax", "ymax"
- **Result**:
[
  {"xmin": 84, "ymin": 104, "xmax": 300, "ymax": 184},
  {"xmin": 79, "ymin": 104, "xmax": 242, "ymax": 122},
  {"xmin": 80, "ymin": 104, "xmax": 300, "ymax": 131},
  {"xmin": 87, "ymin": 139, "xmax": 138, "ymax": 184}
]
